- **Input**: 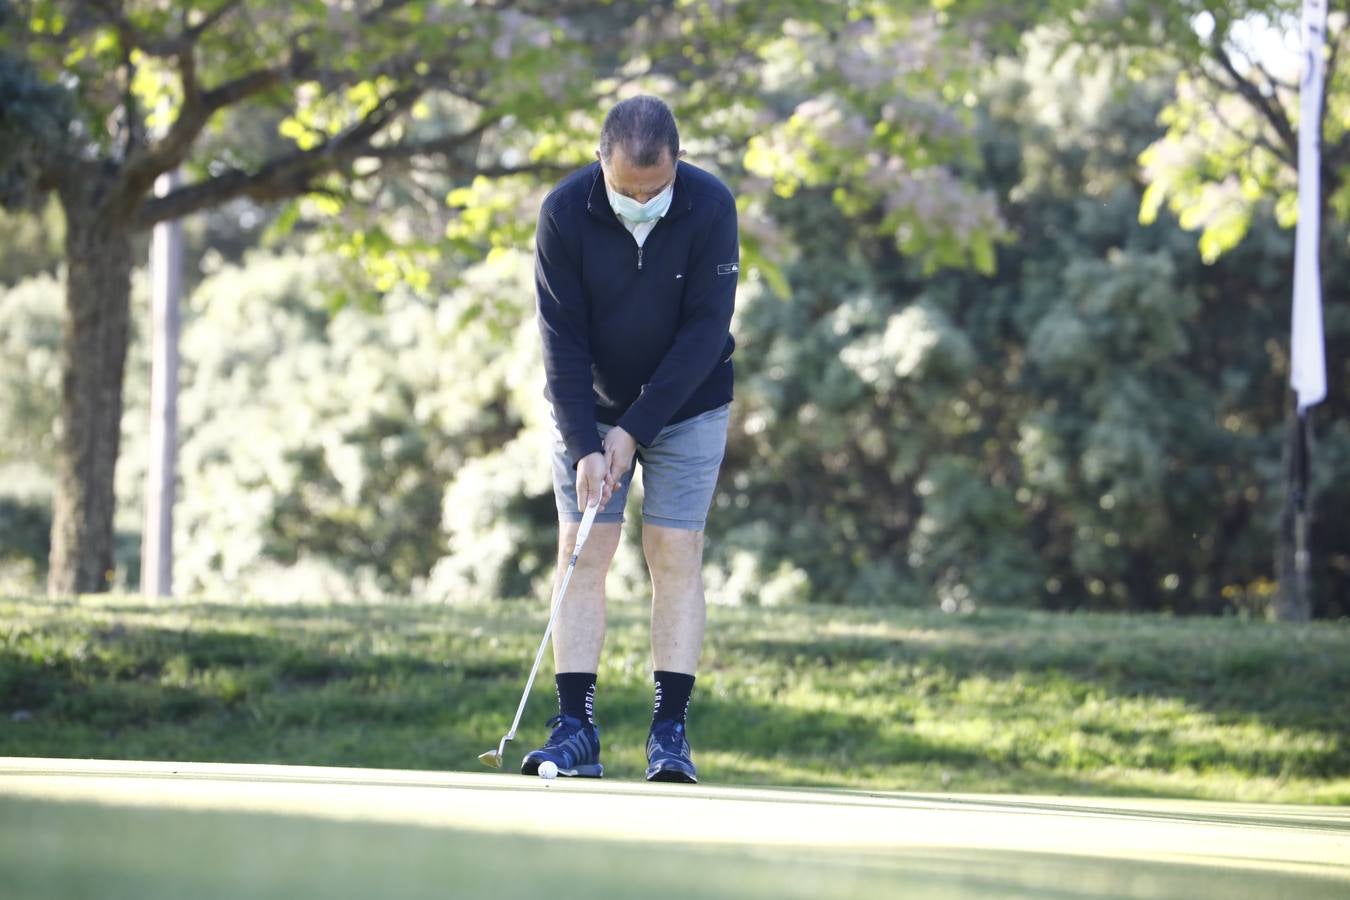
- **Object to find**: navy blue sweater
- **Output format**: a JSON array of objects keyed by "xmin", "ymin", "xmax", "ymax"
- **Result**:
[{"xmin": 535, "ymin": 160, "xmax": 738, "ymax": 463}]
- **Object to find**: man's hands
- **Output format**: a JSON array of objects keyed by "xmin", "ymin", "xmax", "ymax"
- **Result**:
[
  {"xmin": 575, "ymin": 427, "xmax": 638, "ymax": 513},
  {"xmin": 576, "ymin": 452, "xmax": 612, "ymax": 512},
  {"xmin": 603, "ymin": 426, "xmax": 638, "ymax": 494}
]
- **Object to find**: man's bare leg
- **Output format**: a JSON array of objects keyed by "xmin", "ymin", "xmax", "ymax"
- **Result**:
[
  {"xmin": 551, "ymin": 522, "xmax": 622, "ymax": 673},
  {"xmin": 645, "ymin": 525, "xmax": 707, "ymax": 673},
  {"xmin": 643, "ymin": 524, "xmax": 705, "ymax": 782},
  {"xmin": 519, "ymin": 521, "xmax": 621, "ymax": 778}
]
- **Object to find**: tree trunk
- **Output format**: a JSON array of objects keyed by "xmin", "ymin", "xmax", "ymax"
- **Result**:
[{"xmin": 47, "ymin": 177, "xmax": 134, "ymax": 596}]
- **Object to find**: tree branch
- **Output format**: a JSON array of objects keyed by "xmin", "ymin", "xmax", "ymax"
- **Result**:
[
  {"xmin": 1188, "ymin": 62, "xmax": 1294, "ymax": 168},
  {"xmin": 1210, "ymin": 42, "xmax": 1299, "ymax": 162},
  {"xmin": 134, "ymin": 85, "xmax": 427, "ymax": 226},
  {"xmin": 1253, "ymin": 58, "xmax": 1298, "ymax": 95},
  {"xmin": 115, "ymin": 0, "xmax": 447, "ymax": 196},
  {"xmin": 134, "ymin": 112, "xmax": 571, "ymax": 230},
  {"xmin": 110, "ymin": 0, "xmax": 572, "ymax": 222},
  {"xmin": 119, "ymin": 34, "xmax": 141, "ymax": 162},
  {"xmin": 1200, "ymin": 88, "xmax": 1296, "ymax": 169},
  {"xmin": 117, "ymin": 41, "xmax": 317, "ymax": 206},
  {"xmin": 353, "ymin": 115, "xmax": 497, "ymax": 165},
  {"xmin": 186, "ymin": 0, "xmax": 245, "ymax": 40},
  {"xmin": 202, "ymin": 51, "xmax": 316, "ymax": 112}
]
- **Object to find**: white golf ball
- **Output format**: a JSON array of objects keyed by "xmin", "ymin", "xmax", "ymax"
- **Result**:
[{"xmin": 538, "ymin": 761, "xmax": 558, "ymax": 780}]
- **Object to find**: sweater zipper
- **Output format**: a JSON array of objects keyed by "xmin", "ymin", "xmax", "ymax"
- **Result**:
[{"xmin": 637, "ymin": 245, "xmax": 644, "ymax": 271}]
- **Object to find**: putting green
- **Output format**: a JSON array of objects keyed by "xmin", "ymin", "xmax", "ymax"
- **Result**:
[{"xmin": 2, "ymin": 757, "xmax": 1347, "ymax": 898}]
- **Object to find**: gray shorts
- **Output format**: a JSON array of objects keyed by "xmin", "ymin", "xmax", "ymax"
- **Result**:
[{"xmin": 551, "ymin": 404, "xmax": 730, "ymax": 531}]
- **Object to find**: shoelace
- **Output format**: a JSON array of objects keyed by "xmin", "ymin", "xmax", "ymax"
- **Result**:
[
  {"xmin": 545, "ymin": 715, "xmax": 587, "ymax": 746},
  {"xmin": 650, "ymin": 721, "xmax": 687, "ymax": 752}
]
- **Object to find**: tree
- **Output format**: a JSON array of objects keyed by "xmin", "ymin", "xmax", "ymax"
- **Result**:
[
  {"xmin": 705, "ymin": 33, "xmax": 1350, "ymax": 616},
  {"xmin": 2, "ymin": 0, "xmax": 610, "ymax": 594},
  {"xmin": 1055, "ymin": 3, "xmax": 1350, "ymax": 619},
  {"xmin": 3, "ymin": 0, "xmax": 1010, "ymax": 597}
]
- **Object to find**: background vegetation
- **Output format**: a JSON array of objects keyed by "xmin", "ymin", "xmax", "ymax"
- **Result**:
[{"xmin": 1, "ymin": 3, "xmax": 1347, "ymax": 615}]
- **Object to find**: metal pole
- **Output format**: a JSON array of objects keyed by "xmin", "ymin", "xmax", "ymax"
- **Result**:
[
  {"xmin": 141, "ymin": 169, "xmax": 183, "ymax": 598},
  {"xmin": 1292, "ymin": 409, "xmax": 1313, "ymax": 619}
]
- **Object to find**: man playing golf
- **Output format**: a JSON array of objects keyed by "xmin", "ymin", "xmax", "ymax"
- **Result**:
[{"xmin": 525, "ymin": 95, "xmax": 738, "ymax": 782}]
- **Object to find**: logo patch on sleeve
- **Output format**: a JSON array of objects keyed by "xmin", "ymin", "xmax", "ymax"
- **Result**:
[{"xmin": 716, "ymin": 263, "xmax": 740, "ymax": 276}]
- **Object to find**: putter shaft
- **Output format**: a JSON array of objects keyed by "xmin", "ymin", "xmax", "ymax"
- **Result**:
[{"xmin": 480, "ymin": 502, "xmax": 599, "ymax": 767}]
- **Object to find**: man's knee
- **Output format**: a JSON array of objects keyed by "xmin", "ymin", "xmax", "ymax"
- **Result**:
[
  {"xmin": 643, "ymin": 526, "xmax": 704, "ymax": 579},
  {"xmin": 559, "ymin": 522, "xmax": 622, "ymax": 571}
]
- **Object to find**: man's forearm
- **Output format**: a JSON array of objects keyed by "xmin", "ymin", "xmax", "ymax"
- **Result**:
[{"xmin": 617, "ymin": 324, "xmax": 731, "ymax": 445}]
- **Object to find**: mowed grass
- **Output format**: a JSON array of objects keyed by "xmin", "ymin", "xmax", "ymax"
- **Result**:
[{"xmin": 1, "ymin": 595, "xmax": 1347, "ymax": 804}]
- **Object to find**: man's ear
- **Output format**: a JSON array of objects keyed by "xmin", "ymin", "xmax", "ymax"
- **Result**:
[
  {"xmin": 595, "ymin": 149, "xmax": 603, "ymax": 162},
  {"xmin": 677, "ymin": 149, "xmax": 687, "ymax": 160}
]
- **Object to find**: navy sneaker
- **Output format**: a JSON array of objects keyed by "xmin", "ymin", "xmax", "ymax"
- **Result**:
[
  {"xmin": 645, "ymin": 719, "xmax": 698, "ymax": 783},
  {"xmin": 521, "ymin": 715, "xmax": 603, "ymax": 778}
]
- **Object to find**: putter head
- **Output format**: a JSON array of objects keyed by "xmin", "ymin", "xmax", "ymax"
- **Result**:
[{"xmin": 478, "ymin": 736, "xmax": 511, "ymax": 769}]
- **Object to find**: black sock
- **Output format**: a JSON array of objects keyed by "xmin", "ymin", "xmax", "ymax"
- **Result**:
[
  {"xmin": 555, "ymin": 672, "xmax": 596, "ymax": 725},
  {"xmin": 652, "ymin": 670, "xmax": 695, "ymax": 725}
]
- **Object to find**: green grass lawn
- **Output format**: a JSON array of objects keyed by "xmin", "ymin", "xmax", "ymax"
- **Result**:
[{"xmin": 2, "ymin": 595, "xmax": 1347, "ymax": 803}]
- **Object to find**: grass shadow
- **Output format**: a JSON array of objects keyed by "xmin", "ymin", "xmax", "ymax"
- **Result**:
[{"xmin": 2, "ymin": 598, "xmax": 1348, "ymax": 800}]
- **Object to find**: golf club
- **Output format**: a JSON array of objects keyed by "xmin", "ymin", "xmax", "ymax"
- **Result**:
[{"xmin": 478, "ymin": 500, "xmax": 600, "ymax": 769}]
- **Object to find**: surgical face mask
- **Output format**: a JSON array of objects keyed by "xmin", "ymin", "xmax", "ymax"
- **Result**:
[{"xmin": 606, "ymin": 180, "xmax": 673, "ymax": 223}]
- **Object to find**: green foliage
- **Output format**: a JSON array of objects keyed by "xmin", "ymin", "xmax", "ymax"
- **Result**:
[
  {"xmin": 712, "ymin": 51, "xmax": 1350, "ymax": 615},
  {"xmin": 743, "ymin": 13, "xmax": 1007, "ymax": 273},
  {"xmin": 1, "ymin": 5, "xmax": 1346, "ymax": 615},
  {"xmin": 2, "ymin": 596, "xmax": 1348, "ymax": 802},
  {"xmin": 1138, "ymin": 71, "xmax": 1290, "ymax": 262},
  {"xmin": 422, "ymin": 2, "xmax": 1012, "ymax": 288},
  {"xmin": 3, "ymin": 1, "xmax": 1016, "ymax": 500},
  {"xmin": 0, "ymin": 272, "xmax": 62, "ymax": 465},
  {"xmin": 1045, "ymin": 3, "xmax": 1349, "ymax": 260},
  {"xmin": 4, "ymin": 0, "xmax": 1023, "ymax": 599},
  {"xmin": 0, "ymin": 197, "xmax": 62, "ymax": 285},
  {"xmin": 0, "ymin": 497, "xmax": 48, "ymax": 591},
  {"xmin": 168, "ymin": 247, "xmax": 555, "ymax": 600},
  {"xmin": 6, "ymin": 0, "xmax": 625, "ymax": 300},
  {"xmin": 909, "ymin": 459, "xmax": 1043, "ymax": 609},
  {"xmin": 0, "ymin": 40, "xmax": 70, "ymax": 210}
]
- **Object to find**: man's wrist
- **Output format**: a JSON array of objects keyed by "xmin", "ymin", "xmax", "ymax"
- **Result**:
[{"xmin": 568, "ymin": 435, "xmax": 604, "ymax": 468}]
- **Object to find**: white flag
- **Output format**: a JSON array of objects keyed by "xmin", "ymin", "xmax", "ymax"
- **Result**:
[{"xmin": 1292, "ymin": 0, "xmax": 1328, "ymax": 411}]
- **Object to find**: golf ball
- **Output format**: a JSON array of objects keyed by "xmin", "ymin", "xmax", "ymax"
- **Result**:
[{"xmin": 538, "ymin": 761, "xmax": 558, "ymax": 780}]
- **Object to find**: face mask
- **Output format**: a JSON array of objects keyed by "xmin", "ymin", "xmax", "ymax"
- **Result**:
[{"xmin": 606, "ymin": 180, "xmax": 673, "ymax": 223}]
